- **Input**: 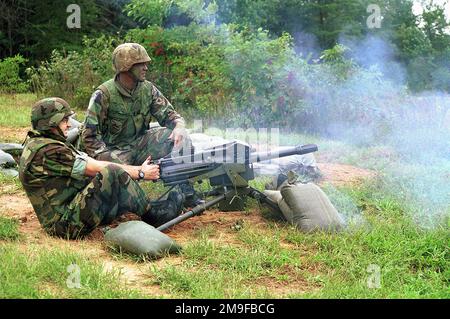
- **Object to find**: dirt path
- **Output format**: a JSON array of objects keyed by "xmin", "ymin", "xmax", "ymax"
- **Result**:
[
  {"xmin": 0, "ymin": 127, "xmax": 29, "ymax": 143},
  {"xmin": 317, "ymin": 162, "xmax": 377, "ymax": 187},
  {"xmin": 0, "ymin": 162, "xmax": 376, "ymax": 297}
]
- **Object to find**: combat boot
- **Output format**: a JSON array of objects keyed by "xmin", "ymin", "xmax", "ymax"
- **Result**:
[
  {"xmin": 178, "ymin": 183, "xmax": 205, "ymax": 208},
  {"xmin": 141, "ymin": 191, "xmax": 184, "ymax": 228}
]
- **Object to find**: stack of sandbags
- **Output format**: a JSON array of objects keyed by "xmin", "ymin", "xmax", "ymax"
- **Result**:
[
  {"xmin": 0, "ymin": 148, "xmax": 19, "ymax": 177},
  {"xmin": 104, "ymin": 221, "xmax": 181, "ymax": 259},
  {"xmin": 263, "ymin": 180, "xmax": 344, "ymax": 233}
]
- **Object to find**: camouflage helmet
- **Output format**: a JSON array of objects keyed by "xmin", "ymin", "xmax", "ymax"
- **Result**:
[
  {"xmin": 112, "ymin": 43, "xmax": 151, "ymax": 73},
  {"xmin": 31, "ymin": 97, "xmax": 74, "ymax": 131}
]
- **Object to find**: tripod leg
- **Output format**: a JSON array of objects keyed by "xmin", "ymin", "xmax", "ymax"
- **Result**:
[
  {"xmin": 248, "ymin": 187, "xmax": 282, "ymax": 214},
  {"xmin": 157, "ymin": 193, "xmax": 229, "ymax": 231}
]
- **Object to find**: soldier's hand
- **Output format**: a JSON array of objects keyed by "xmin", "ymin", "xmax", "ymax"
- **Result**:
[
  {"xmin": 169, "ymin": 125, "xmax": 188, "ymax": 148},
  {"xmin": 140, "ymin": 159, "xmax": 160, "ymax": 181}
]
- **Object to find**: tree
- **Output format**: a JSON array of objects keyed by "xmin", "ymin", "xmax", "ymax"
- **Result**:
[{"xmin": 0, "ymin": 0, "xmax": 136, "ymax": 64}]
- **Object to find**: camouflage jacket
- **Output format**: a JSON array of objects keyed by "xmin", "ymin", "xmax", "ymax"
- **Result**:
[
  {"xmin": 19, "ymin": 130, "xmax": 90, "ymax": 231},
  {"xmin": 81, "ymin": 76, "xmax": 185, "ymax": 157}
]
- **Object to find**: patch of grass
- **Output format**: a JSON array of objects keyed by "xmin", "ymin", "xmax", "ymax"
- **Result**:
[
  {"xmin": 284, "ymin": 180, "xmax": 449, "ymax": 298},
  {"xmin": 150, "ymin": 223, "xmax": 312, "ymax": 298},
  {"xmin": 0, "ymin": 172, "xmax": 22, "ymax": 195},
  {"xmin": 288, "ymin": 221, "xmax": 449, "ymax": 298},
  {"xmin": 248, "ymin": 176, "xmax": 272, "ymax": 192},
  {"xmin": 139, "ymin": 180, "xmax": 170, "ymax": 200},
  {"xmin": 149, "ymin": 177, "xmax": 449, "ymax": 299},
  {"xmin": 0, "ymin": 217, "xmax": 21, "ymax": 241},
  {"xmin": 0, "ymin": 94, "xmax": 36, "ymax": 128},
  {"xmin": 0, "ymin": 244, "xmax": 145, "ymax": 298}
]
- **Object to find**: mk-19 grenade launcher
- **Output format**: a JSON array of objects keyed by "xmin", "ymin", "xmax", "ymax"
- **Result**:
[{"xmin": 153, "ymin": 141, "xmax": 318, "ymax": 231}]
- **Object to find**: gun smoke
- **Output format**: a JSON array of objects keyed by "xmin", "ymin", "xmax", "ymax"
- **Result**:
[{"xmin": 182, "ymin": 7, "xmax": 449, "ymax": 226}]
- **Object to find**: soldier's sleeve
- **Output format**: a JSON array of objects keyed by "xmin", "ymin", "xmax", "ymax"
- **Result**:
[
  {"xmin": 82, "ymin": 90, "xmax": 108, "ymax": 157},
  {"xmin": 149, "ymin": 83, "xmax": 185, "ymax": 129},
  {"xmin": 34, "ymin": 144, "xmax": 87, "ymax": 180}
]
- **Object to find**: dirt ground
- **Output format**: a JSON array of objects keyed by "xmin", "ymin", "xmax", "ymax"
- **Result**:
[
  {"xmin": 0, "ymin": 127, "xmax": 28, "ymax": 143},
  {"xmin": 0, "ymin": 162, "xmax": 376, "ymax": 297}
]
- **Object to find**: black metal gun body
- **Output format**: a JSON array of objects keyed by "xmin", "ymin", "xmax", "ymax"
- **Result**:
[
  {"xmin": 155, "ymin": 141, "xmax": 318, "ymax": 231},
  {"xmin": 158, "ymin": 142, "xmax": 318, "ymax": 186}
]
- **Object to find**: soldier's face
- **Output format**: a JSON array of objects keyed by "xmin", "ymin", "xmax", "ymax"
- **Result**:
[
  {"xmin": 130, "ymin": 62, "xmax": 149, "ymax": 82},
  {"xmin": 57, "ymin": 117, "xmax": 71, "ymax": 137}
]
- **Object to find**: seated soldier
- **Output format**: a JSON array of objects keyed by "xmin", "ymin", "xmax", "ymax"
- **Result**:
[
  {"xmin": 19, "ymin": 97, "xmax": 183, "ymax": 239},
  {"xmin": 80, "ymin": 42, "xmax": 201, "ymax": 207}
]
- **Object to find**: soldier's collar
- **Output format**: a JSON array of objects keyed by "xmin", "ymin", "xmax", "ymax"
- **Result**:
[
  {"xmin": 114, "ymin": 74, "xmax": 143, "ymax": 98},
  {"xmin": 27, "ymin": 130, "xmax": 67, "ymax": 143}
]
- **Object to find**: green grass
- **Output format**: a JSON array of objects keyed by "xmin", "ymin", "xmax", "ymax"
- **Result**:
[
  {"xmin": 147, "ymin": 179, "xmax": 449, "ymax": 299},
  {"xmin": 150, "ymin": 224, "xmax": 308, "ymax": 298},
  {"xmin": 0, "ymin": 217, "xmax": 21, "ymax": 241},
  {"xmin": 0, "ymin": 243, "xmax": 145, "ymax": 298},
  {"xmin": 0, "ymin": 94, "xmax": 36, "ymax": 128},
  {"xmin": 288, "ymin": 181, "xmax": 449, "ymax": 298},
  {"xmin": 0, "ymin": 93, "xmax": 448, "ymax": 299},
  {"xmin": 0, "ymin": 93, "xmax": 86, "ymax": 130},
  {"xmin": 0, "ymin": 172, "xmax": 23, "ymax": 195}
]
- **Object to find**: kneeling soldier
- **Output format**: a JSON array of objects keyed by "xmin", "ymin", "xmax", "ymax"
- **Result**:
[{"xmin": 19, "ymin": 97, "xmax": 182, "ymax": 239}]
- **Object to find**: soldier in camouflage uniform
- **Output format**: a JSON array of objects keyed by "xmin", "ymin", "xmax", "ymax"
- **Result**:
[
  {"xmin": 19, "ymin": 97, "xmax": 183, "ymax": 239},
  {"xmin": 81, "ymin": 42, "xmax": 189, "ymax": 165},
  {"xmin": 80, "ymin": 42, "xmax": 201, "ymax": 206}
]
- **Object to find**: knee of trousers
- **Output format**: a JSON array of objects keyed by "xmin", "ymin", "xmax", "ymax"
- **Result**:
[{"xmin": 97, "ymin": 164, "xmax": 130, "ymax": 186}]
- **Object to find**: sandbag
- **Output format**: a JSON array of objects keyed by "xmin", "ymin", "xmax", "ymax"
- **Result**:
[
  {"xmin": 0, "ymin": 143, "xmax": 23, "ymax": 156},
  {"xmin": 104, "ymin": 221, "xmax": 181, "ymax": 258},
  {"xmin": 261, "ymin": 189, "xmax": 285, "ymax": 219},
  {"xmin": 263, "ymin": 190, "xmax": 283, "ymax": 203},
  {"xmin": 0, "ymin": 168, "xmax": 19, "ymax": 177},
  {"xmin": 0, "ymin": 150, "xmax": 16, "ymax": 168},
  {"xmin": 279, "ymin": 182, "xmax": 343, "ymax": 233}
]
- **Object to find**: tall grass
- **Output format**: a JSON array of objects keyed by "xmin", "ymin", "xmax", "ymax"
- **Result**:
[
  {"xmin": 0, "ymin": 244, "xmax": 144, "ymax": 298},
  {"xmin": 0, "ymin": 94, "xmax": 35, "ymax": 128},
  {"xmin": 0, "ymin": 172, "xmax": 23, "ymax": 195},
  {"xmin": 149, "ymin": 179, "xmax": 449, "ymax": 299},
  {"xmin": 0, "ymin": 217, "xmax": 21, "ymax": 241}
]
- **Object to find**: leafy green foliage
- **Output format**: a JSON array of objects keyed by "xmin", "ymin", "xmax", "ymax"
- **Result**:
[
  {"xmin": 0, "ymin": 0, "xmax": 137, "ymax": 62},
  {"xmin": 26, "ymin": 36, "xmax": 119, "ymax": 109},
  {"xmin": 0, "ymin": 55, "xmax": 28, "ymax": 93},
  {"xmin": 125, "ymin": 0, "xmax": 174, "ymax": 26},
  {"xmin": 126, "ymin": 24, "xmax": 307, "ymax": 127}
]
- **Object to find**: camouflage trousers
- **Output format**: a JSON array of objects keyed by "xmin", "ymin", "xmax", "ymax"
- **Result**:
[
  {"xmin": 95, "ymin": 127, "xmax": 193, "ymax": 165},
  {"xmin": 50, "ymin": 165, "xmax": 150, "ymax": 239}
]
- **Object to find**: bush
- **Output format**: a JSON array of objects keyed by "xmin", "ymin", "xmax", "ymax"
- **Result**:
[
  {"xmin": 126, "ymin": 24, "xmax": 303, "ymax": 127},
  {"xmin": 26, "ymin": 35, "xmax": 119, "ymax": 109},
  {"xmin": 126, "ymin": 24, "xmax": 232, "ymax": 121},
  {"xmin": 0, "ymin": 55, "xmax": 29, "ymax": 93},
  {"xmin": 28, "ymin": 23, "xmax": 426, "ymax": 138}
]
